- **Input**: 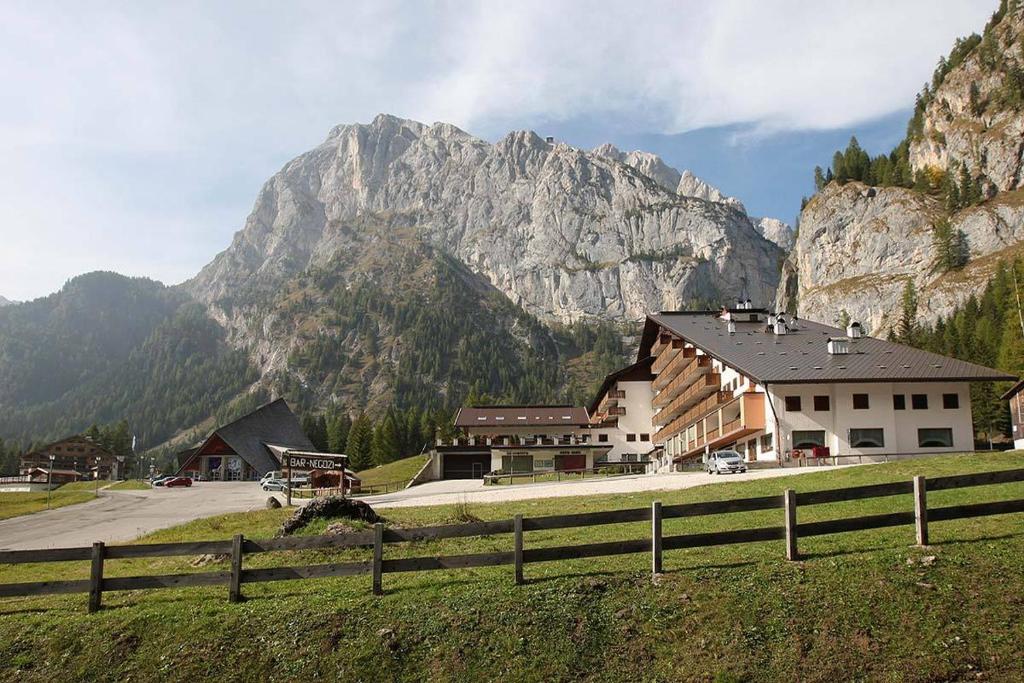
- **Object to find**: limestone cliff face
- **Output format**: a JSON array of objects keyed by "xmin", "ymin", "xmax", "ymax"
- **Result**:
[
  {"xmin": 784, "ymin": 181, "xmax": 1024, "ymax": 332},
  {"xmin": 189, "ymin": 115, "xmax": 784, "ymax": 328},
  {"xmin": 909, "ymin": 8, "xmax": 1024, "ymax": 191}
]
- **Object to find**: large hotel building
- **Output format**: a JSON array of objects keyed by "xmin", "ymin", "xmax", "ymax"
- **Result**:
[{"xmin": 430, "ymin": 306, "xmax": 1014, "ymax": 479}]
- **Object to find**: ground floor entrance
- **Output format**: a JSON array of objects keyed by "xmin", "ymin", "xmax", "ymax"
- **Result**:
[{"xmin": 442, "ymin": 452, "xmax": 491, "ymax": 479}]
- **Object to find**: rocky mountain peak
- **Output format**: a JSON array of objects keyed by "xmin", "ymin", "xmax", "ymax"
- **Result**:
[
  {"xmin": 908, "ymin": 6, "xmax": 1024, "ymax": 191},
  {"xmin": 0, "ymin": 296, "xmax": 15, "ymax": 307},
  {"xmin": 676, "ymin": 170, "xmax": 745, "ymax": 212}
]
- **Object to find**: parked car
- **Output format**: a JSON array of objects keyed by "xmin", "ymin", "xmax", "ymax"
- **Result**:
[
  {"xmin": 261, "ymin": 478, "xmax": 287, "ymax": 492},
  {"xmin": 163, "ymin": 477, "xmax": 193, "ymax": 488},
  {"xmin": 706, "ymin": 450, "xmax": 747, "ymax": 475},
  {"xmin": 151, "ymin": 475, "xmax": 173, "ymax": 487},
  {"xmin": 261, "ymin": 471, "xmax": 308, "ymax": 486}
]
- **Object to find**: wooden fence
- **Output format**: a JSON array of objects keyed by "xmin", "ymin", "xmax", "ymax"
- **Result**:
[{"xmin": 1, "ymin": 468, "xmax": 1023, "ymax": 613}]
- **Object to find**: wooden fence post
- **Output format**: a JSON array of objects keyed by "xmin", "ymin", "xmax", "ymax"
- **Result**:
[
  {"xmin": 514, "ymin": 514, "xmax": 524, "ymax": 585},
  {"xmin": 914, "ymin": 475, "xmax": 929, "ymax": 546},
  {"xmin": 651, "ymin": 501, "xmax": 663, "ymax": 575},
  {"xmin": 88, "ymin": 541, "xmax": 104, "ymax": 613},
  {"xmin": 229, "ymin": 533, "xmax": 244, "ymax": 603},
  {"xmin": 784, "ymin": 489, "xmax": 798, "ymax": 561},
  {"xmin": 372, "ymin": 522, "xmax": 384, "ymax": 595}
]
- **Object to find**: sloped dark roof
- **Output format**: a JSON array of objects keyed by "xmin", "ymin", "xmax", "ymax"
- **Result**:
[
  {"xmin": 201, "ymin": 398, "xmax": 314, "ymax": 474},
  {"xmin": 639, "ymin": 312, "xmax": 1016, "ymax": 385},
  {"xmin": 1002, "ymin": 378, "xmax": 1024, "ymax": 400},
  {"xmin": 455, "ymin": 405, "xmax": 590, "ymax": 428},
  {"xmin": 588, "ymin": 356, "xmax": 655, "ymax": 414}
]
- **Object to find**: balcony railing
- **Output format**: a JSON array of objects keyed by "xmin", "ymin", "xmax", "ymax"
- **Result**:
[
  {"xmin": 652, "ymin": 373, "xmax": 721, "ymax": 426},
  {"xmin": 651, "ymin": 339, "xmax": 684, "ymax": 374},
  {"xmin": 653, "ymin": 356, "xmax": 712, "ymax": 404},
  {"xmin": 652, "ymin": 347, "xmax": 697, "ymax": 390}
]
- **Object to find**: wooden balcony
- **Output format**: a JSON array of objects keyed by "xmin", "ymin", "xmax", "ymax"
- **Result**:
[
  {"xmin": 652, "ymin": 373, "xmax": 721, "ymax": 426},
  {"xmin": 653, "ymin": 355, "xmax": 711, "ymax": 402},
  {"xmin": 651, "ymin": 339, "xmax": 685, "ymax": 374},
  {"xmin": 650, "ymin": 333, "xmax": 676, "ymax": 357},
  {"xmin": 652, "ymin": 347, "xmax": 697, "ymax": 389},
  {"xmin": 596, "ymin": 389, "xmax": 626, "ymax": 415},
  {"xmin": 653, "ymin": 392, "xmax": 766, "ymax": 453}
]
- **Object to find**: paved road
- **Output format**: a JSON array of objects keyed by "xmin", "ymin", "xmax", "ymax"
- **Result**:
[
  {"xmin": 361, "ymin": 465, "xmax": 856, "ymax": 509},
  {"xmin": 0, "ymin": 483, "xmax": 269, "ymax": 551}
]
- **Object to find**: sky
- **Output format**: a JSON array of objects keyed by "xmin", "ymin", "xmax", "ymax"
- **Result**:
[{"xmin": 0, "ymin": 0, "xmax": 997, "ymax": 302}]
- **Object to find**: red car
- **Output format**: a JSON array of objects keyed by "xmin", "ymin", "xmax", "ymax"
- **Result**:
[{"xmin": 164, "ymin": 477, "xmax": 193, "ymax": 488}]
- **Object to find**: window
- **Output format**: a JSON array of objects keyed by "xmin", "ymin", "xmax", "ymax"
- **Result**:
[
  {"xmin": 942, "ymin": 393, "xmax": 959, "ymax": 409},
  {"xmin": 893, "ymin": 394, "xmax": 906, "ymax": 410},
  {"xmin": 626, "ymin": 434, "xmax": 637, "ymax": 442},
  {"xmin": 813, "ymin": 395, "xmax": 830, "ymax": 411},
  {"xmin": 598, "ymin": 434, "xmax": 609, "ymax": 443},
  {"xmin": 760, "ymin": 433, "xmax": 773, "ymax": 451},
  {"xmin": 501, "ymin": 455, "xmax": 533, "ymax": 473},
  {"xmin": 912, "ymin": 394, "xmax": 928, "ymax": 410},
  {"xmin": 784, "ymin": 396, "xmax": 801, "ymax": 412},
  {"xmin": 792, "ymin": 430, "xmax": 826, "ymax": 448},
  {"xmin": 918, "ymin": 428, "xmax": 953, "ymax": 448},
  {"xmin": 853, "ymin": 393, "xmax": 870, "ymax": 410},
  {"xmin": 640, "ymin": 433, "xmax": 650, "ymax": 442},
  {"xmin": 849, "ymin": 428, "xmax": 885, "ymax": 448}
]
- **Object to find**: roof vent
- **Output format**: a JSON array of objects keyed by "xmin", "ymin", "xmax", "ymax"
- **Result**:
[
  {"xmin": 827, "ymin": 337, "xmax": 850, "ymax": 355},
  {"xmin": 773, "ymin": 316, "xmax": 788, "ymax": 336},
  {"xmin": 727, "ymin": 320, "xmax": 736, "ymax": 335},
  {"xmin": 847, "ymin": 321, "xmax": 863, "ymax": 339}
]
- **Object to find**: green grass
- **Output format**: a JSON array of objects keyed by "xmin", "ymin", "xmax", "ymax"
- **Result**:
[
  {"xmin": 356, "ymin": 454, "xmax": 429, "ymax": 488},
  {"xmin": 0, "ymin": 490, "xmax": 96, "ymax": 520},
  {"xmin": 55, "ymin": 480, "xmax": 106, "ymax": 491},
  {"xmin": 106, "ymin": 479, "xmax": 151, "ymax": 491},
  {"xmin": 2, "ymin": 452, "xmax": 1024, "ymax": 682}
]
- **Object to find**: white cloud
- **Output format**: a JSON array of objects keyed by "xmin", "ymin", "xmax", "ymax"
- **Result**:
[{"xmin": 0, "ymin": 0, "xmax": 997, "ymax": 300}]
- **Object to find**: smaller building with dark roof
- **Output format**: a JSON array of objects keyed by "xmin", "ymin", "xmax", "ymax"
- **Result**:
[
  {"xmin": 19, "ymin": 435, "xmax": 122, "ymax": 480},
  {"xmin": 176, "ymin": 398, "xmax": 316, "ymax": 480}
]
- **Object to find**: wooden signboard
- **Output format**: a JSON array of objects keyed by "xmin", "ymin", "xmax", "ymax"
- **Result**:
[{"xmin": 282, "ymin": 453, "xmax": 348, "ymax": 506}]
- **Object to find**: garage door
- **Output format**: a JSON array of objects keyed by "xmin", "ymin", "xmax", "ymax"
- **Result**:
[{"xmin": 443, "ymin": 452, "xmax": 491, "ymax": 479}]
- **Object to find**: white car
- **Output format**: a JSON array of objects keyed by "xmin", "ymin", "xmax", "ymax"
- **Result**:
[
  {"xmin": 261, "ymin": 478, "xmax": 288, "ymax": 492},
  {"xmin": 707, "ymin": 450, "xmax": 748, "ymax": 475}
]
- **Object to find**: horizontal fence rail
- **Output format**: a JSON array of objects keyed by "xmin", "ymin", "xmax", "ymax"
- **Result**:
[{"xmin": 1, "ymin": 468, "xmax": 1023, "ymax": 611}]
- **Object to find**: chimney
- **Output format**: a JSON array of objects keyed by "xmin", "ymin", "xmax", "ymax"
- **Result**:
[
  {"xmin": 744, "ymin": 299, "xmax": 752, "ymax": 309},
  {"xmin": 727, "ymin": 320, "xmax": 736, "ymax": 335},
  {"xmin": 847, "ymin": 321, "xmax": 863, "ymax": 339},
  {"xmin": 827, "ymin": 337, "xmax": 850, "ymax": 355},
  {"xmin": 545, "ymin": 136, "xmax": 555, "ymax": 144},
  {"xmin": 773, "ymin": 314, "xmax": 788, "ymax": 336}
]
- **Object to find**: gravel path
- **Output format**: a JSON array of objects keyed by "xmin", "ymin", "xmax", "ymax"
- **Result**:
[{"xmin": 362, "ymin": 464, "xmax": 856, "ymax": 509}]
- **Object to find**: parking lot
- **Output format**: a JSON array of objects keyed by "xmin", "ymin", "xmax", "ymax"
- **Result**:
[{"xmin": 0, "ymin": 482, "xmax": 270, "ymax": 551}]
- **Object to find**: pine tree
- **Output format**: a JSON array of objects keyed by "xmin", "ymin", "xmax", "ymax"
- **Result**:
[
  {"xmin": 813, "ymin": 166, "xmax": 827, "ymax": 191},
  {"xmin": 345, "ymin": 415, "xmax": 373, "ymax": 471},
  {"xmin": 898, "ymin": 280, "xmax": 919, "ymax": 344},
  {"xmin": 326, "ymin": 413, "xmax": 351, "ymax": 453}
]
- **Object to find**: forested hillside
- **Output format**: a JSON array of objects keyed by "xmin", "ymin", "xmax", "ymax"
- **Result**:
[
  {"xmin": 0, "ymin": 273, "xmax": 258, "ymax": 453},
  {"xmin": 894, "ymin": 258, "xmax": 1024, "ymax": 442}
]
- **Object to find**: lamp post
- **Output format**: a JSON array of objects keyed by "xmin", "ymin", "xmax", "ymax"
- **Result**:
[{"xmin": 46, "ymin": 453, "xmax": 55, "ymax": 509}]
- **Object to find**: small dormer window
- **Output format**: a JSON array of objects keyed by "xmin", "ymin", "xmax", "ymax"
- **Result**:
[{"xmin": 827, "ymin": 337, "xmax": 850, "ymax": 355}]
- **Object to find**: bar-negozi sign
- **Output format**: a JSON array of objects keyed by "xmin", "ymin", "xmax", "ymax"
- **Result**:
[{"xmin": 282, "ymin": 454, "xmax": 347, "ymax": 470}]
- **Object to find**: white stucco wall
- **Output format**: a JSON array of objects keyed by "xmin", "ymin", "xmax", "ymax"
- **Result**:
[
  {"xmin": 767, "ymin": 381, "xmax": 974, "ymax": 457},
  {"xmin": 593, "ymin": 379, "xmax": 657, "ymax": 461}
]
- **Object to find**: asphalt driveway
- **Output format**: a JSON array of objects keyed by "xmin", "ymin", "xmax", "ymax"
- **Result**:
[{"xmin": 0, "ymin": 482, "xmax": 270, "ymax": 551}]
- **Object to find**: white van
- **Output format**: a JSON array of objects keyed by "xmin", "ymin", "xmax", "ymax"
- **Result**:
[{"xmin": 261, "ymin": 470, "xmax": 308, "ymax": 485}]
